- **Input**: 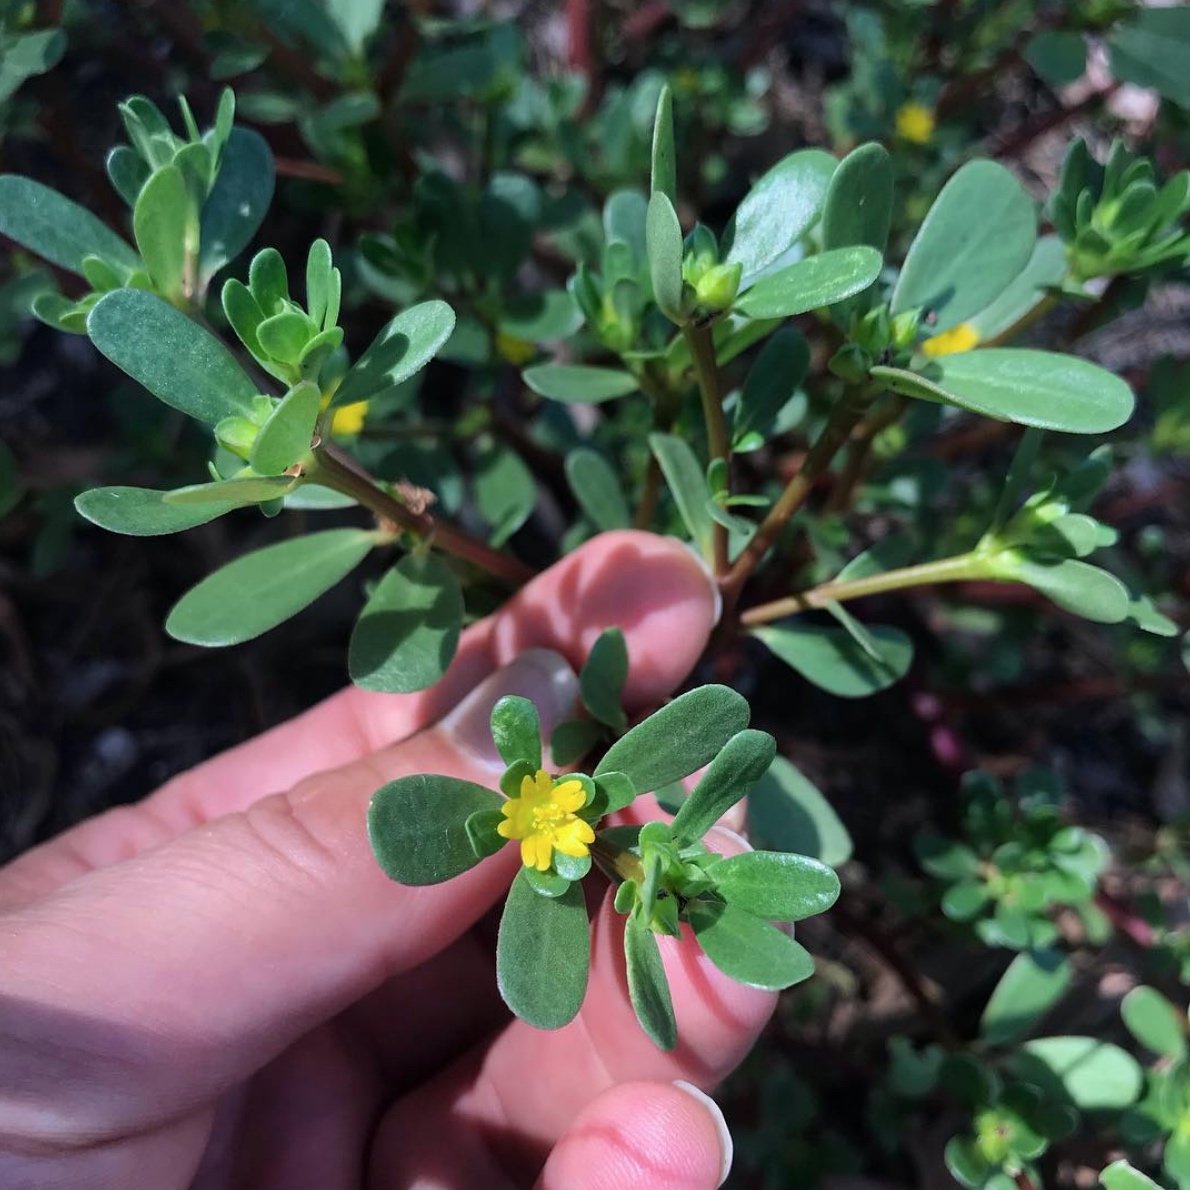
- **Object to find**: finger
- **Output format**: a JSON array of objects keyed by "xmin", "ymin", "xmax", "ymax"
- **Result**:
[
  {"xmin": 534, "ymin": 1081, "xmax": 732, "ymax": 1190},
  {"xmin": 0, "ymin": 530, "xmax": 717, "ymax": 906},
  {"xmin": 371, "ymin": 827, "xmax": 773, "ymax": 1185},
  {"xmin": 0, "ymin": 653, "xmax": 574, "ymax": 1145},
  {"xmin": 157, "ymin": 529, "xmax": 718, "ymax": 824}
]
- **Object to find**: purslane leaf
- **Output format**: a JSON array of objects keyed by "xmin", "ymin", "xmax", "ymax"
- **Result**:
[
  {"xmin": 710, "ymin": 850, "xmax": 841, "ymax": 922},
  {"xmin": 687, "ymin": 900, "xmax": 815, "ymax": 990},
  {"xmin": 497, "ymin": 869, "xmax": 590, "ymax": 1029},
  {"xmin": 349, "ymin": 552, "xmax": 464, "ymax": 694},
  {"xmin": 369, "ymin": 773, "xmax": 504, "ymax": 884},
  {"xmin": 165, "ymin": 528, "xmax": 374, "ymax": 645},
  {"xmin": 670, "ymin": 729, "xmax": 776, "ymax": 844},
  {"xmin": 0, "ymin": 175, "xmax": 141, "ymax": 277},
  {"xmin": 333, "ymin": 299, "xmax": 456, "ymax": 407},
  {"xmin": 624, "ymin": 914, "xmax": 677, "ymax": 1050},
  {"xmin": 595, "ymin": 685, "xmax": 750, "ymax": 796},
  {"xmin": 88, "ymin": 288, "xmax": 258, "ymax": 425},
  {"xmin": 734, "ymin": 247, "xmax": 883, "ymax": 319},
  {"xmin": 891, "ymin": 159, "xmax": 1036, "ymax": 330}
]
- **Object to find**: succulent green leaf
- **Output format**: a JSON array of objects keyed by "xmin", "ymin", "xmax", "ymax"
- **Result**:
[
  {"xmin": 648, "ymin": 432, "xmax": 714, "ymax": 560},
  {"xmin": 75, "ymin": 485, "xmax": 241, "ymax": 536},
  {"xmin": 891, "ymin": 160, "xmax": 1036, "ymax": 330},
  {"xmin": 724, "ymin": 149, "xmax": 837, "ymax": 282},
  {"xmin": 687, "ymin": 900, "xmax": 814, "ymax": 990},
  {"xmin": 934, "ymin": 349, "xmax": 1134, "ymax": 434},
  {"xmin": 491, "ymin": 695, "xmax": 542, "ymax": 770},
  {"xmin": 564, "ymin": 449, "xmax": 631, "ymax": 530},
  {"xmin": 499, "ymin": 289, "xmax": 582, "ymax": 342},
  {"xmin": 165, "ymin": 528, "xmax": 373, "ymax": 645},
  {"xmin": 0, "ymin": 28, "xmax": 65, "ymax": 105},
  {"xmin": 348, "ymin": 552, "xmax": 463, "ymax": 694},
  {"xmin": 1005, "ymin": 557, "xmax": 1131, "ymax": 623},
  {"xmin": 0, "ymin": 173, "xmax": 141, "ymax": 278},
  {"xmin": 163, "ymin": 476, "xmax": 297, "ymax": 506},
  {"xmin": 1120, "ymin": 986, "xmax": 1187, "ymax": 1059},
  {"xmin": 133, "ymin": 164, "xmax": 191, "ymax": 301},
  {"xmin": 257, "ymin": 310, "xmax": 313, "ymax": 366},
  {"xmin": 106, "ymin": 145, "xmax": 150, "ymax": 207},
  {"xmin": 671, "ymin": 729, "xmax": 776, "ymax": 845},
  {"xmin": 249, "ymin": 246, "xmax": 289, "ymax": 314},
  {"xmin": 980, "ymin": 950, "xmax": 1072, "ymax": 1046},
  {"xmin": 497, "ymin": 869, "xmax": 590, "ymax": 1029},
  {"xmin": 579, "ymin": 628, "xmax": 628, "ymax": 731},
  {"xmin": 646, "ymin": 191, "xmax": 684, "ymax": 322},
  {"xmin": 473, "ymin": 442, "xmax": 536, "ymax": 546},
  {"xmin": 198, "ymin": 128, "xmax": 275, "ymax": 281},
  {"xmin": 711, "ymin": 851, "xmax": 840, "ymax": 922},
  {"xmin": 1013, "ymin": 1037, "xmax": 1143, "ymax": 1110},
  {"xmin": 746, "ymin": 756, "xmax": 852, "ymax": 867},
  {"xmin": 1100, "ymin": 1161, "xmax": 1163, "ymax": 1190},
  {"xmin": 969, "ymin": 235, "xmax": 1068, "ymax": 342},
  {"xmin": 0, "ymin": 175, "xmax": 141, "ymax": 277},
  {"xmin": 650, "ymin": 85, "xmax": 676, "ymax": 204},
  {"xmin": 733, "ymin": 326, "xmax": 810, "ymax": 449},
  {"xmin": 822, "ymin": 142, "xmax": 894, "ymax": 254},
  {"xmin": 1026, "ymin": 30, "xmax": 1087, "ymax": 88},
  {"xmin": 333, "ymin": 300, "xmax": 455, "ymax": 407},
  {"xmin": 624, "ymin": 913, "xmax": 677, "ymax": 1051},
  {"xmin": 595, "ymin": 684, "xmax": 750, "ymax": 796},
  {"xmin": 752, "ymin": 620, "xmax": 913, "ymax": 698},
  {"xmin": 368, "ymin": 773, "xmax": 503, "ymax": 884},
  {"xmin": 250, "ymin": 381, "xmax": 321, "ymax": 475},
  {"xmin": 734, "ymin": 247, "xmax": 882, "ymax": 319},
  {"xmin": 88, "ymin": 289, "xmax": 257, "ymax": 425},
  {"xmin": 524, "ymin": 364, "xmax": 638, "ymax": 404},
  {"xmin": 464, "ymin": 808, "xmax": 507, "ymax": 859},
  {"xmin": 1109, "ymin": 7, "xmax": 1190, "ymax": 110},
  {"xmin": 550, "ymin": 719, "xmax": 603, "ymax": 767}
]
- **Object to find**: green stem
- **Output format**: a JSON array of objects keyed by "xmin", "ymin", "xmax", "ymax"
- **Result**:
[
  {"xmin": 740, "ymin": 551, "xmax": 986, "ymax": 627},
  {"xmin": 308, "ymin": 442, "xmax": 535, "ymax": 587},
  {"xmin": 683, "ymin": 320, "xmax": 731, "ymax": 575},
  {"xmin": 824, "ymin": 394, "xmax": 910, "ymax": 516},
  {"xmin": 722, "ymin": 384, "xmax": 878, "ymax": 606}
]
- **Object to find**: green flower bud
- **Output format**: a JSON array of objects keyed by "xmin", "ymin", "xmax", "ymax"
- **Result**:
[
  {"xmin": 891, "ymin": 308, "xmax": 922, "ymax": 351},
  {"xmin": 214, "ymin": 415, "xmax": 260, "ymax": 461},
  {"xmin": 694, "ymin": 261, "xmax": 742, "ymax": 312}
]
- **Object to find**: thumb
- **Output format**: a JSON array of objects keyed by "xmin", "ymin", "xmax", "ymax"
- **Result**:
[{"xmin": 0, "ymin": 650, "xmax": 576, "ymax": 1146}]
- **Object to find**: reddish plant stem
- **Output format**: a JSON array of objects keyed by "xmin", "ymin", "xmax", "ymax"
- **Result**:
[{"xmin": 990, "ymin": 83, "xmax": 1121, "ymax": 161}]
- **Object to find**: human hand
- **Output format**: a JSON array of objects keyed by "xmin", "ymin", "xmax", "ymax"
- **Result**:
[{"xmin": 0, "ymin": 531, "xmax": 775, "ymax": 1190}]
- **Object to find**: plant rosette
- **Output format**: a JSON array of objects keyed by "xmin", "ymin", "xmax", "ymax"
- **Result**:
[{"xmin": 366, "ymin": 682, "xmax": 840, "ymax": 1049}]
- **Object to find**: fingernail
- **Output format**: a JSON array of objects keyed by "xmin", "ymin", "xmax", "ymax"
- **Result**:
[
  {"xmin": 703, "ymin": 824, "xmax": 753, "ymax": 858},
  {"xmin": 437, "ymin": 648, "xmax": 578, "ymax": 772},
  {"xmin": 673, "ymin": 1080, "xmax": 733, "ymax": 1188}
]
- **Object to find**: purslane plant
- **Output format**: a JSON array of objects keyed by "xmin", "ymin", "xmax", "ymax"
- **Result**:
[
  {"xmin": 368, "ymin": 667, "xmax": 840, "ymax": 1046},
  {"xmin": 0, "ymin": 82, "xmax": 1183, "ymax": 1046}
]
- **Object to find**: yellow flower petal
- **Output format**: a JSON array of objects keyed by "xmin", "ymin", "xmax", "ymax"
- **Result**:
[
  {"xmin": 331, "ymin": 400, "xmax": 369, "ymax": 436},
  {"xmin": 895, "ymin": 102, "xmax": 935, "ymax": 145},
  {"xmin": 922, "ymin": 322, "xmax": 981, "ymax": 358}
]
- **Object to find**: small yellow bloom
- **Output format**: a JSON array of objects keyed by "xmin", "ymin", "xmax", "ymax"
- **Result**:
[
  {"xmin": 895, "ymin": 102, "xmax": 936, "ymax": 145},
  {"xmin": 921, "ymin": 322, "xmax": 981, "ymax": 357},
  {"xmin": 331, "ymin": 400, "xmax": 369, "ymax": 436},
  {"xmin": 497, "ymin": 769, "xmax": 595, "ymax": 872},
  {"xmin": 495, "ymin": 332, "xmax": 536, "ymax": 366}
]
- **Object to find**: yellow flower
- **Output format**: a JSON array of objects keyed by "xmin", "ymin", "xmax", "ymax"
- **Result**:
[
  {"xmin": 331, "ymin": 400, "xmax": 369, "ymax": 436},
  {"xmin": 921, "ymin": 322, "xmax": 981, "ymax": 357},
  {"xmin": 497, "ymin": 769, "xmax": 595, "ymax": 872},
  {"xmin": 494, "ymin": 332, "xmax": 536, "ymax": 366},
  {"xmin": 895, "ymin": 102, "xmax": 936, "ymax": 145}
]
